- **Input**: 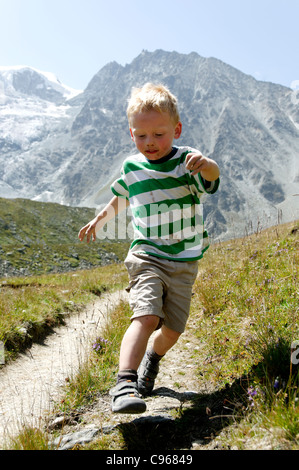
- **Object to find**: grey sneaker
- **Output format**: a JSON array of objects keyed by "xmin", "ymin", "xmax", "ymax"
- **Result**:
[
  {"xmin": 110, "ymin": 380, "xmax": 146, "ymax": 414},
  {"xmin": 138, "ymin": 352, "xmax": 160, "ymax": 396}
]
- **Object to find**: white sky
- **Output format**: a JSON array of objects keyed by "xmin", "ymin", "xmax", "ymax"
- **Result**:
[{"xmin": 0, "ymin": 0, "xmax": 298, "ymax": 90}]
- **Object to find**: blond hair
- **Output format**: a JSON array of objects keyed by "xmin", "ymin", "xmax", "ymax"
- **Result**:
[{"xmin": 127, "ymin": 83, "xmax": 180, "ymax": 125}]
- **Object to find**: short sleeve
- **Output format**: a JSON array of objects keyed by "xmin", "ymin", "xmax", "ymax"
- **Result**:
[
  {"xmin": 200, "ymin": 175, "xmax": 220, "ymax": 194},
  {"xmin": 110, "ymin": 166, "xmax": 129, "ymax": 200},
  {"xmin": 188, "ymin": 172, "xmax": 220, "ymax": 197}
]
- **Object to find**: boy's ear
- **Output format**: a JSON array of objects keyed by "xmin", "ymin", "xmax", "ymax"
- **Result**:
[
  {"xmin": 174, "ymin": 121, "xmax": 182, "ymax": 139},
  {"xmin": 129, "ymin": 128, "xmax": 135, "ymax": 141}
]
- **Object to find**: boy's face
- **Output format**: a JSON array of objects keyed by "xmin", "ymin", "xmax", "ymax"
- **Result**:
[{"xmin": 129, "ymin": 110, "xmax": 182, "ymax": 161}]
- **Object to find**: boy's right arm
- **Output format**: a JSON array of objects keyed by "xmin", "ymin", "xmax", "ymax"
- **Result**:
[{"xmin": 78, "ymin": 196, "xmax": 128, "ymax": 243}]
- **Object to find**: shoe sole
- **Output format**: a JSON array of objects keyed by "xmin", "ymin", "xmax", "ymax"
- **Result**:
[{"xmin": 111, "ymin": 397, "xmax": 146, "ymax": 414}]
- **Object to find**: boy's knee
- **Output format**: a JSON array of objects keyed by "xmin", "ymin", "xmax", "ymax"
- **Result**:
[
  {"xmin": 161, "ymin": 325, "xmax": 181, "ymax": 342},
  {"xmin": 135, "ymin": 315, "xmax": 160, "ymax": 332}
]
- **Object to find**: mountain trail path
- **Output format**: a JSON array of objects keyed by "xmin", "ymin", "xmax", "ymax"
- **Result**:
[
  {"xmin": 0, "ymin": 290, "xmax": 128, "ymax": 446},
  {"xmin": 0, "ymin": 289, "xmax": 221, "ymax": 451}
]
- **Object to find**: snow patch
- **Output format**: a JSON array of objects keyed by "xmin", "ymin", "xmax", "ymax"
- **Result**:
[{"xmin": 0, "ymin": 65, "xmax": 82, "ymax": 100}]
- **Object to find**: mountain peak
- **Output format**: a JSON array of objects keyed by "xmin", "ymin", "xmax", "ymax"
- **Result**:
[{"xmin": 0, "ymin": 66, "xmax": 82, "ymax": 102}]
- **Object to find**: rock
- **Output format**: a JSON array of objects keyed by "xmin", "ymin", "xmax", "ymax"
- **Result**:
[
  {"xmin": 16, "ymin": 322, "xmax": 31, "ymax": 337},
  {"xmin": 47, "ymin": 415, "xmax": 76, "ymax": 431},
  {"xmin": 52, "ymin": 425, "xmax": 115, "ymax": 450},
  {"xmin": 191, "ymin": 439, "xmax": 206, "ymax": 449}
]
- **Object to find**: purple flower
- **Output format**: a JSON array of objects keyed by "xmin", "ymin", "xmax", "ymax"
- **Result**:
[
  {"xmin": 247, "ymin": 386, "xmax": 258, "ymax": 399},
  {"xmin": 274, "ymin": 378, "xmax": 279, "ymax": 390},
  {"xmin": 247, "ymin": 387, "xmax": 258, "ymax": 408},
  {"xmin": 92, "ymin": 336, "xmax": 111, "ymax": 353}
]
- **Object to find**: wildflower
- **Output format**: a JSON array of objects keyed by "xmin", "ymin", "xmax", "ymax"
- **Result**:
[
  {"xmin": 247, "ymin": 386, "xmax": 258, "ymax": 407},
  {"xmin": 275, "ymin": 248, "xmax": 288, "ymax": 256},
  {"xmin": 247, "ymin": 386, "xmax": 258, "ymax": 398},
  {"xmin": 250, "ymin": 251, "xmax": 258, "ymax": 260},
  {"xmin": 92, "ymin": 336, "xmax": 111, "ymax": 353},
  {"xmin": 92, "ymin": 342, "xmax": 102, "ymax": 352},
  {"xmin": 263, "ymin": 276, "xmax": 275, "ymax": 285},
  {"xmin": 274, "ymin": 377, "xmax": 280, "ymax": 390}
]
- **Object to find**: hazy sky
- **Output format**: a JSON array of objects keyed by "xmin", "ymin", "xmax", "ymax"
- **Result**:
[{"xmin": 0, "ymin": 0, "xmax": 298, "ymax": 91}]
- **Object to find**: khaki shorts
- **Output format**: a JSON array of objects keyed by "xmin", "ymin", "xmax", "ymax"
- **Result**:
[{"xmin": 124, "ymin": 252, "xmax": 198, "ymax": 333}]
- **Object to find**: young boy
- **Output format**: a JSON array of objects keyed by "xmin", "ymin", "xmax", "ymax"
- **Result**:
[{"xmin": 78, "ymin": 83, "xmax": 220, "ymax": 414}]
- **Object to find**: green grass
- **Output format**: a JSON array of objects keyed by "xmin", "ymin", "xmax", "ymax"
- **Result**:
[
  {"xmin": 0, "ymin": 263, "xmax": 129, "ymax": 362},
  {"xmin": 190, "ymin": 222, "xmax": 298, "ymax": 384},
  {"xmin": 0, "ymin": 197, "xmax": 130, "ymax": 276},
  {"xmin": 188, "ymin": 221, "xmax": 299, "ymax": 449}
]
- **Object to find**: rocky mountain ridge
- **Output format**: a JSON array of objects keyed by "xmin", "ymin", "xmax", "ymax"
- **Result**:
[{"xmin": 0, "ymin": 50, "xmax": 298, "ymax": 241}]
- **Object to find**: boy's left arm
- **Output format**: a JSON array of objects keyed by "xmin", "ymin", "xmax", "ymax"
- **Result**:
[{"xmin": 185, "ymin": 152, "xmax": 220, "ymax": 181}]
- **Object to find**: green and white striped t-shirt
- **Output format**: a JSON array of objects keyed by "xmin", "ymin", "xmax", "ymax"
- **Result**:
[{"xmin": 111, "ymin": 146, "xmax": 219, "ymax": 261}]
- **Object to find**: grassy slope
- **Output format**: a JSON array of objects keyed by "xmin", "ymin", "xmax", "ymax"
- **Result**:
[
  {"xmin": 188, "ymin": 220, "xmax": 299, "ymax": 449},
  {"xmin": 2, "ymin": 216, "xmax": 299, "ymax": 450},
  {"xmin": 0, "ymin": 197, "xmax": 129, "ymax": 277}
]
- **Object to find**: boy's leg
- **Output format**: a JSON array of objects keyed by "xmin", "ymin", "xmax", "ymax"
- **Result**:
[
  {"xmin": 110, "ymin": 315, "xmax": 160, "ymax": 414},
  {"xmin": 152, "ymin": 325, "xmax": 181, "ymax": 356},
  {"xmin": 118, "ymin": 315, "xmax": 160, "ymax": 371},
  {"xmin": 138, "ymin": 325, "xmax": 181, "ymax": 396}
]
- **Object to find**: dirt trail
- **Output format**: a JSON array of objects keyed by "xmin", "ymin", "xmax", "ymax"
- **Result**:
[
  {"xmin": 0, "ymin": 289, "xmax": 223, "ymax": 451},
  {"xmin": 0, "ymin": 290, "xmax": 128, "ymax": 447},
  {"xmin": 48, "ymin": 312, "xmax": 218, "ymax": 451}
]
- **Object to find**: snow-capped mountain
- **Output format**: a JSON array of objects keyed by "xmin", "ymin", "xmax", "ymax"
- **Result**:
[
  {"xmin": 0, "ymin": 66, "xmax": 83, "ymax": 199},
  {"xmin": 0, "ymin": 52, "xmax": 298, "ymax": 240},
  {"xmin": 0, "ymin": 65, "xmax": 81, "ymax": 101}
]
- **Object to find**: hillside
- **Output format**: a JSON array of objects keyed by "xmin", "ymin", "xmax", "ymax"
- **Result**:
[{"xmin": 0, "ymin": 197, "xmax": 128, "ymax": 278}]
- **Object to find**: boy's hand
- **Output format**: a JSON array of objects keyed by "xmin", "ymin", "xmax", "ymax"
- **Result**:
[
  {"xmin": 186, "ymin": 152, "xmax": 220, "ymax": 181},
  {"xmin": 78, "ymin": 218, "xmax": 98, "ymax": 243},
  {"xmin": 185, "ymin": 152, "xmax": 209, "ymax": 175},
  {"xmin": 78, "ymin": 196, "xmax": 126, "ymax": 244}
]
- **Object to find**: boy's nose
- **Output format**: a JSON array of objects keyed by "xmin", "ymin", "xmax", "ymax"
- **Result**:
[{"xmin": 145, "ymin": 137, "xmax": 155, "ymax": 146}]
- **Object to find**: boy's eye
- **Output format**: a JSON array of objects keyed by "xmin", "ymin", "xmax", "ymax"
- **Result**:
[{"xmin": 155, "ymin": 133, "xmax": 164, "ymax": 137}]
